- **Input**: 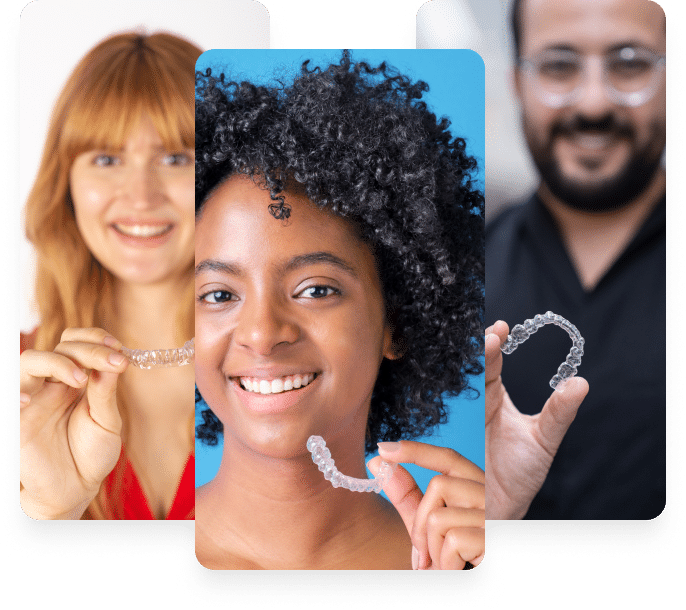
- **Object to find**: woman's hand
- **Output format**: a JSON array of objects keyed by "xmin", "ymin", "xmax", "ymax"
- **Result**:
[
  {"xmin": 485, "ymin": 320, "xmax": 589, "ymax": 519},
  {"xmin": 368, "ymin": 441, "xmax": 485, "ymax": 570},
  {"xmin": 20, "ymin": 328, "xmax": 129, "ymax": 519}
]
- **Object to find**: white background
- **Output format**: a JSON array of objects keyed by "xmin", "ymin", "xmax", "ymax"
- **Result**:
[{"xmin": 19, "ymin": 0, "xmax": 269, "ymax": 330}]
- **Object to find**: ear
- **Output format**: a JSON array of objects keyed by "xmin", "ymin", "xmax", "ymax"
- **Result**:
[{"xmin": 382, "ymin": 323, "xmax": 405, "ymax": 361}]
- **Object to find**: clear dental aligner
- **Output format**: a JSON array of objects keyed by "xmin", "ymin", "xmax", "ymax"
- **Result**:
[
  {"xmin": 307, "ymin": 435, "xmax": 397, "ymax": 494},
  {"xmin": 121, "ymin": 338, "xmax": 195, "ymax": 370},
  {"xmin": 500, "ymin": 312, "xmax": 585, "ymax": 392}
]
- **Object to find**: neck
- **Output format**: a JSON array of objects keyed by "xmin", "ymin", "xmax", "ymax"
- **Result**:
[
  {"xmin": 197, "ymin": 435, "xmax": 389, "ymax": 569},
  {"xmin": 537, "ymin": 168, "xmax": 665, "ymax": 291},
  {"xmin": 108, "ymin": 272, "xmax": 192, "ymax": 348}
]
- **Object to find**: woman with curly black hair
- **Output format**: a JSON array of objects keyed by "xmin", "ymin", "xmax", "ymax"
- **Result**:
[{"xmin": 194, "ymin": 50, "xmax": 485, "ymax": 569}]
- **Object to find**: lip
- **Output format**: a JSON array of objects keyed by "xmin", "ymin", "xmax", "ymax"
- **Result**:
[
  {"xmin": 109, "ymin": 220, "xmax": 175, "ymax": 248},
  {"xmin": 230, "ymin": 374, "xmax": 320, "ymax": 414}
]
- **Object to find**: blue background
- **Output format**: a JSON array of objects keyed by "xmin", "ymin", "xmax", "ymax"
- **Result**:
[{"xmin": 195, "ymin": 49, "xmax": 485, "ymax": 494}]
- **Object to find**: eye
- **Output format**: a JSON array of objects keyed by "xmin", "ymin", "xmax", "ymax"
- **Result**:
[
  {"xmin": 295, "ymin": 285, "xmax": 341, "ymax": 299},
  {"xmin": 540, "ymin": 59, "xmax": 579, "ymax": 79},
  {"xmin": 610, "ymin": 58, "xmax": 652, "ymax": 77},
  {"xmin": 160, "ymin": 152, "xmax": 193, "ymax": 166},
  {"xmin": 198, "ymin": 290, "xmax": 236, "ymax": 304},
  {"xmin": 92, "ymin": 154, "xmax": 121, "ymax": 167}
]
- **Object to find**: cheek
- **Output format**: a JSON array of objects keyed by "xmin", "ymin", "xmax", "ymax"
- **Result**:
[
  {"xmin": 325, "ymin": 301, "xmax": 387, "ymax": 386},
  {"xmin": 194, "ymin": 314, "xmax": 231, "ymax": 417},
  {"xmin": 168, "ymin": 174, "xmax": 196, "ymax": 219},
  {"xmin": 70, "ymin": 178, "xmax": 108, "ymax": 233}
]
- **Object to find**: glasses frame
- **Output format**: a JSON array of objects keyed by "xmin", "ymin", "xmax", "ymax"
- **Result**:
[{"xmin": 519, "ymin": 47, "xmax": 666, "ymax": 109}]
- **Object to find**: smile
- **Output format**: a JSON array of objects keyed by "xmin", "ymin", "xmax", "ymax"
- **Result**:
[
  {"xmin": 112, "ymin": 223, "xmax": 173, "ymax": 238},
  {"xmin": 238, "ymin": 373, "xmax": 318, "ymax": 395},
  {"xmin": 566, "ymin": 131, "xmax": 622, "ymax": 152}
]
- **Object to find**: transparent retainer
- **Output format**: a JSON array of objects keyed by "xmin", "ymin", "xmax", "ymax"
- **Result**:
[
  {"xmin": 306, "ymin": 435, "xmax": 397, "ymax": 493},
  {"xmin": 120, "ymin": 338, "xmax": 195, "ymax": 370},
  {"xmin": 500, "ymin": 311, "xmax": 584, "ymax": 392}
]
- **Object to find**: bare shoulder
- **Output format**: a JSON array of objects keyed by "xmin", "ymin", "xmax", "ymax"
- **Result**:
[{"xmin": 194, "ymin": 485, "xmax": 260, "ymax": 570}]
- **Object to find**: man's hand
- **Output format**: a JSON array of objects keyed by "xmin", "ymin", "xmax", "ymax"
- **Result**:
[{"xmin": 485, "ymin": 320, "xmax": 589, "ymax": 519}]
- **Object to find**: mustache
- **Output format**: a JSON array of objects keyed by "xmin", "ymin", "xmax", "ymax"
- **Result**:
[{"xmin": 552, "ymin": 114, "xmax": 635, "ymax": 139}]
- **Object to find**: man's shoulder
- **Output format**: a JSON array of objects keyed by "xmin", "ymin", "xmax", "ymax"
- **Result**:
[{"xmin": 486, "ymin": 197, "xmax": 534, "ymax": 242}]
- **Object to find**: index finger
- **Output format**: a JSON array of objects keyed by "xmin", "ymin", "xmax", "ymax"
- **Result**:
[
  {"xmin": 377, "ymin": 441, "xmax": 484, "ymax": 484},
  {"xmin": 60, "ymin": 327, "xmax": 122, "ymax": 350},
  {"xmin": 367, "ymin": 456, "xmax": 423, "ymax": 538}
]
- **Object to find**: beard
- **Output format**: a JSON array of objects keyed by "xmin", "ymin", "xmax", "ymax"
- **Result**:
[{"xmin": 523, "ymin": 112, "xmax": 665, "ymax": 212}]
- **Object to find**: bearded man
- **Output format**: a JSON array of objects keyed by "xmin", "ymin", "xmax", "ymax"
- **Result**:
[{"xmin": 485, "ymin": 0, "xmax": 665, "ymax": 519}]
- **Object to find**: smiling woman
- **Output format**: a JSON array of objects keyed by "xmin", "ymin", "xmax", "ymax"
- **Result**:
[
  {"xmin": 20, "ymin": 32, "xmax": 201, "ymax": 520},
  {"xmin": 194, "ymin": 50, "xmax": 485, "ymax": 569}
]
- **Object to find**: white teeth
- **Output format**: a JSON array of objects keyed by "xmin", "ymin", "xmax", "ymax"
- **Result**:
[
  {"xmin": 114, "ymin": 224, "xmax": 171, "ymax": 237},
  {"xmin": 572, "ymin": 134, "xmax": 614, "ymax": 150},
  {"xmin": 239, "ymin": 373, "xmax": 316, "ymax": 395}
]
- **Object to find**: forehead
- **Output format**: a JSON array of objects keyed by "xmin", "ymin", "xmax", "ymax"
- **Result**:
[
  {"xmin": 195, "ymin": 176, "xmax": 374, "ymax": 270},
  {"xmin": 521, "ymin": 0, "xmax": 666, "ymax": 55}
]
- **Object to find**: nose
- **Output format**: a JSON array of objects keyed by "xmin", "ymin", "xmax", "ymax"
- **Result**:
[
  {"xmin": 234, "ymin": 295, "xmax": 300, "ymax": 356},
  {"xmin": 121, "ymin": 164, "xmax": 165, "ymax": 209},
  {"xmin": 573, "ymin": 56, "xmax": 615, "ymax": 117}
]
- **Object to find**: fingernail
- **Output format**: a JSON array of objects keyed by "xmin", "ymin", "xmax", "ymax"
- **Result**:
[
  {"xmin": 412, "ymin": 546, "xmax": 418, "ymax": 570},
  {"xmin": 20, "ymin": 393, "xmax": 31, "ymax": 406},
  {"xmin": 108, "ymin": 353, "xmax": 126, "ymax": 366},
  {"xmin": 103, "ymin": 335, "xmax": 119, "ymax": 348},
  {"xmin": 73, "ymin": 369, "xmax": 88, "ymax": 383},
  {"xmin": 377, "ymin": 441, "xmax": 400, "ymax": 453}
]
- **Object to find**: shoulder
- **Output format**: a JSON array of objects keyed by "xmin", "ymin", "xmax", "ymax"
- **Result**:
[{"xmin": 486, "ymin": 199, "xmax": 531, "ymax": 242}]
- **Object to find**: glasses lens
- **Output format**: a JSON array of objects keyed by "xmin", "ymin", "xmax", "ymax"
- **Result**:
[
  {"xmin": 534, "ymin": 50, "xmax": 583, "ymax": 96},
  {"xmin": 606, "ymin": 47, "xmax": 663, "ymax": 94}
]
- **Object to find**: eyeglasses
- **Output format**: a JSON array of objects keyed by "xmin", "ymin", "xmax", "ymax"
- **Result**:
[{"xmin": 520, "ymin": 46, "xmax": 665, "ymax": 108}]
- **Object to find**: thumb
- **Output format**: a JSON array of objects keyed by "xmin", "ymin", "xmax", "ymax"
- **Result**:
[
  {"xmin": 367, "ymin": 455, "xmax": 423, "ymax": 537},
  {"xmin": 535, "ymin": 376, "xmax": 589, "ymax": 456},
  {"xmin": 84, "ymin": 369, "xmax": 123, "ymax": 435}
]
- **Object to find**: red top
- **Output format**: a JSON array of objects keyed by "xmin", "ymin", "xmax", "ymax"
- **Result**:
[
  {"xmin": 103, "ymin": 448, "xmax": 195, "ymax": 520},
  {"xmin": 21, "ymin": 329, "xmax": 195, "ymax": 520}
]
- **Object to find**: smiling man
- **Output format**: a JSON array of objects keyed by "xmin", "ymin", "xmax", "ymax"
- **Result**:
[{"xmin": 486, "ymin": 0, "xmax": 666, "ymax": 519}]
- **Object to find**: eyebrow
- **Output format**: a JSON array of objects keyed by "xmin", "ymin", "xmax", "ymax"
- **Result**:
[
  {"xmin": 195, "ymin": 251, "xmax": 357, "ymax": 278},
  {"xmin": 195, "ymin": 259, "xmax": 242, "ymax": 277},
  {"xmin": 282, "ymin": 252, "xmax": 357, "ymax": 277},
  {"xmin": 541, "ymin": 42, "xmax": 660, "ymax": 55}
]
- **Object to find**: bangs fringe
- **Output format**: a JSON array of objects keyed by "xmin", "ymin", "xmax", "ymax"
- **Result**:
[{"xmin": 59, "ymin": 34, "xmax": 196, "ymax": 158}]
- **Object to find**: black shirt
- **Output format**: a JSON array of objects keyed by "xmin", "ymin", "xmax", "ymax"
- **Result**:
[{"xmin": 486, "ymin": 194, "xmax": 665, "ymax": 519}]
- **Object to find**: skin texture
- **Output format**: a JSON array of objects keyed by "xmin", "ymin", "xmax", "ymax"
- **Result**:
[
  {"xmin": 21, "ymin": 120, "xmax": 196, "ymax": 520},
  {"xmin": 70, "ymin": 115, "xmax": 195, "ymax": 287},
  {"xmin": 194, "ymin": 176, "xmax": 484, "ymax": 568}
]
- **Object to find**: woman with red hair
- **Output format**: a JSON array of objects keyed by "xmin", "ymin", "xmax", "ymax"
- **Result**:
[{"xmin": 20, "ymin": 32, "xmax": 200, "ymax": 519}]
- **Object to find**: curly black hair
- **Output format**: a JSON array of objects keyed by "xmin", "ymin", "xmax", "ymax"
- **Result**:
[{"xmin": 195, "ymin": 50, "xmax": 484, "ymax": 454}]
